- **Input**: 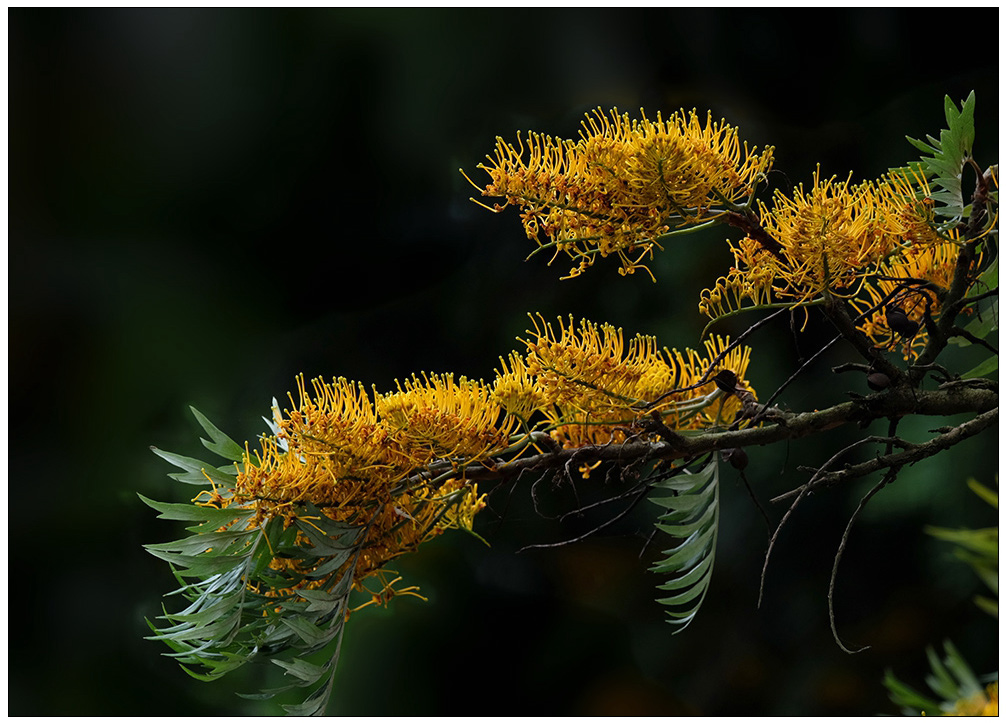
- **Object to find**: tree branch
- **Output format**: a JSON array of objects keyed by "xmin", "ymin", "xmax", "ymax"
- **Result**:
[
  {"xmin": 462, "ymin": 385, "xmax": 997, "ymax": 487},
  {"xmin": 770, "ymin": 406, "xmax": 998, "ymax": 500}
]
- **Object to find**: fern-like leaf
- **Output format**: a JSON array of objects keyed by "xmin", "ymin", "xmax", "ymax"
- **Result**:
[
  {"xmin": 648, "ymin": 454, "xmax": 720, "ymax": 631},
  {"xmin": 904, "ymin": 91, "xmax": 976, "ymax": 222},
  {"xmin": 145, "ymin": 408, "xmax": 363, "ymax": 716}
]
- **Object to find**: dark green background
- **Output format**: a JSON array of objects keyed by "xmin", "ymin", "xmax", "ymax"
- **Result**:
[{"xmin": 9, "ymin": 8, "xmax": 998, "ymax": 715}]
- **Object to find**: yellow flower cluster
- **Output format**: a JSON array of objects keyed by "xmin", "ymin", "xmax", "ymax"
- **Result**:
[
  {"xmin": 218, "ymin": 374, "xmax": 495, "ymax": 604},
  {"xmin": 465, "ymin": 107, "xmax": 774, "ymax": 279},
  {"xmin": 506, "ymin": 315, "xmax": 754, "ymax": 448},
  {"xmin": 202, "ymin": 318, "xmax": 755, "ymax": 605},
  {"xmin": 945, "ymin": 681, "xmax": 998, "ymax": 716},
  {"xmin": 376, "ymin": 372, "xmax": 515, "ymax": 462},
  {"xmin": 853, "ymin": 241, "xmax": 973, "ymax": 359},
  {"xmin": 699, "ymin": 168, "xmax": 947, "ymax": 325}
]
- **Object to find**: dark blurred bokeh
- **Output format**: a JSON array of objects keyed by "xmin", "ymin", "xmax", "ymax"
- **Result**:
[{"xmin": 9, "ymin": 8, "xmax": 998, "ymax": 716}]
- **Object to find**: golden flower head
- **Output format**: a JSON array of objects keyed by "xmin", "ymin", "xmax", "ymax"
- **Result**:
[
  {"xmin": 235, "ymin": 376, "xmax": 403, "ymax": 511},
  {"xmin": 464, "ymin": 107, "xmax": 773, "ymax": 280},
  {"xmin": 853, "ymin": 242, "xmax": 971, "ymax": 359},
  {"xmin": 699, "ymin": 166, "xmax": 941, "ymax": 321},
  {"xmin": 376, "ymin": 372, "xmax": 513, "ymax": 462},
  {"xmin": 492, "ymin": 350, "xmax": 549, "ymax": 422},
  {"xmin": 217, "ymin": 373, "xmax": 499, "ymax": 606},
  {"xmin": 519, "ymin": 315, "xmax": 755, "ymax": 447},
  {"xmin": 758, "ymin": 168, "xmax": 898, "ymax": 302},
  {"xmin": 877, "ymin": 168, "xmax": 945, "ymax": 247},
  {"xmin": 662, "ymin": 334, "xmax": 755, "ymax": 430}
]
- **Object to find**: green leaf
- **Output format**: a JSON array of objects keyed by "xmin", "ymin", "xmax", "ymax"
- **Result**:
[
  {"xmin": 906, "ymin": 135, "xmax": 937, "ymax": 155},
  {"xmin": 149, "ymin": 447, "xmax": 214, "ymax": 486},
  {"xmin": 647, "ymin": 455, "xmax": 719, "ymax": 633},
  {"xmin": 655, "ymin": 499, "xmax": 717, "ymax": 538},
  {"xmin": 272, "ymin": 657, "xmax": 331, "ymax": 685},
  {"xmin": 883, "ymin": 668, "xmax": 941, "ymax": 714},
  {"xmin": 967, "ymin": 479, "xmax": 998, "ymax": 509},
  {"xmin": 156, "ymin": 608, "xmax": 244, "ymax": 643},
  {"xmin": 902, "ymin": 92, "xmax": 979, "ymax": 223},
  {"xmin": 976, "ymin": 255, "xmax": 998, "ymax": 291},
  {"xmin": 961, "ymin": 355, "xmax": 998, "ymax": 380},
  {"xmin": 940, "ymin": 640, "xmax": 982, "ymax": 697},
  {"xmin": 301, "ymin": 549, "xmax": 356, "ymax": 579},
  {"xmin": 280, "ymin": 615, "xmax": 341, "ymax": 649},
  {"xmin": 151, "ymin": 447, "xmax": 237, "ymax": 487},
  {"xmin": 138, "ymin": 494, "xmax": 253, "ymax": 529},
  {"xmin": 655, "ymin": 554, "xmax": 713, "ymax": 591},
  {"xmin": 948, "ymin": 91, "xmax": 976, "ymax": 156},
  {"xmin": 157, "ymin": 592, "xmax": 245, "ymax": 625},
  {"xmin": 295, "ymin": 588, "xmax": 351, "ymax": 615},
  {"xmin": 281, "ymin": 679, "xmax": 335, "ymax": 717},
  {"xmin": 145, "ymin": 548, "xmax": 253, "ymax": 576},
  {"xmin": 952, "ymin": 299, "xmax": 998, "ymax": 346},
  {"xmin": 973, "ymin": 595, "xmax": 998, "ymax": 617},
  {"xmin": 656, "ymin": 577, "xmax": 711, "ymax": 607},
  {"xmin": 925, "ymin": 525, "xmax": 997, "ymax": 556},
  {"xmin": 145, "ymin": 528, "xmax": 259, "ymax": 557},
  {"xmin": 295, "ymin": 517, "xmax": 363, "ymax": 557},
  {"xmin": 920, "ymin": 641, "xmax": 984, "ymax": 704},
  {"xmin": 191, "ymin": 407, "xmax": 247, "ymax": 462},
  {"xmin": 176, "ymin": 651, "xmax": 251, "ymax": 681}
]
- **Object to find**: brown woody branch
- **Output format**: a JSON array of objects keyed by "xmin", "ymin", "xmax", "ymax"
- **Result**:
[
  {"xmin": 721, "ymin": 209, "xmax": 786, "ymax": 261},
  {"xmin": 770, "ymin": 405, "xmax": 998, "ymax": 501},
  {"xmin": 466, "ymin": 384, "xmax": 997, "ymax": 488}
]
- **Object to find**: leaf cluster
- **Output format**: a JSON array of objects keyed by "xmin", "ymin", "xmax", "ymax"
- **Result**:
[
  {"xmin": 905, "ymin": 91, "xmax": 978, "ymax": 223},
  {"xmin": 144, "ymin": 408, "xmax": 365, "ymax": 715},
  {"xmin": 924, "ymin": 479, "xmax": 998, "ymax": 617}
]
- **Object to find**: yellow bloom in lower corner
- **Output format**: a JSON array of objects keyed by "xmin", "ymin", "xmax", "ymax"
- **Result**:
[{"xmin": 945, "ymin": 681, "xmax": 998, "ymax": 716}]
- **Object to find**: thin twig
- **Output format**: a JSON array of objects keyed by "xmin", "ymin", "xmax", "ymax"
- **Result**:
[
  {"xmin": 758, "ymin": 484, "xmax": 809, "ymax": 608},
  {"xmin": 558, "ymin": 478, "xmax": 651, "ymax": 522},
  {"xmin": 828, "ymin": 467, "xmax": 900, "ymax": 654},
  {"xmin": 517, "ymin": 485, "xmax": 651, "ymax": 553},
  {"xmin": 750, "ymin": 333, "xmax": 842, "ymax": 425},
  {"xmin": 758, "ymin": 436, "xmax": 886, "ymax": 606},
  {"xmin": 949, "ymin": 325, "xmax": 999, "ymax": 355},
  {"xmin": 696, "ymin": 306, "xmax": 791, "ymax": 381},
  {"xmin": 772, "ymin": 407, "xmax": 999, "ymax": 497},
  {"xmin": 738, "ymin": 468, "xmax": 772, "ymax": 536}
]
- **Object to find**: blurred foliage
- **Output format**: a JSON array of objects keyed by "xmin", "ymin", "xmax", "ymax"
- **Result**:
[
  {"xmin": 884, "ymin": 481, "xmax": 998, "ymax": 715},
  {"xmin": 885, "ymin": 641, "xmax": 997, "ymax": 716},
  {"xmin": 925, "ymin": 480, "xmax": 998, "ymax": 618},
  {"xmin": 8, "ymin": 7, "xmax": 998, "ymax": 716}
]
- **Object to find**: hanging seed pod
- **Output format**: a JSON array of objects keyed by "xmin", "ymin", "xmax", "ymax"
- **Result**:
[
  {"xmin": 712, "ymin": 369, "xmax": 739, "ymax": 395},
  {"xmin": 723, "ymin": 447, "xmax": 749, "ymax": 470},
  {"xmin": 866, "ymin": 372, "xmax": 891, "ymax": 391},
  {"xmin": 885, "ymin": 306, "xmax": 920, "ymax": 338}
]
